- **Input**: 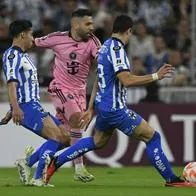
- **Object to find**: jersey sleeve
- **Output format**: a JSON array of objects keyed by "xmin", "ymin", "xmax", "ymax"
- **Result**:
[
  {"xmin": 110, "ymin": 41, "xmax": 130, "ymax": 74},
  {"xmin": 90, "ymin": 34, "xmax": 101, "ymax": 59},
  {"xmin": 3, "ymin": 50, "xmax": 21, "ymax": 83},
  {"xmin": 34, "ymin": 31, "xmax": 66, "ymax": 48},
  {"xmin": 35, "ymin": 35, "xmax": 56, "ymax": 48}
]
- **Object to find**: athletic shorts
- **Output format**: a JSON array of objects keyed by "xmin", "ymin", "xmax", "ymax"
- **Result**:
[
  {"xmin": 19, "ymin": 101, "xmax": 61, "ymax": 136},
  {"xmin": 48, "ymin": 87, "xmax": 86, "ymax": 131},
  {"xmin": 95, "ymin": 106, "xmax": 142, "ymax": 136}
]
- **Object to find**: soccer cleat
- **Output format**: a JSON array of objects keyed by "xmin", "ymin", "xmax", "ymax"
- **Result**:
[
  {"xmin": 15, "ymin": 146, "xmax": 35, "ymax": 185},
  {"xmin": 43, "ymin": 157, "xmax": 57, "ymax": 184},
  {"xmin": 15, "ymin": 159, "xmax": 31, "ymax": 185},
  {"xmin": 42, "ymin": 154, "xmax": 51, "ymax": 184},
  {"xmin": 30, "ymin": 178, "xmax": 54, "ymax": 187},
  {"xmin": 165, "ymin": 176, "xmax": 196, "ymax": 187},
  {"xmin": 74, "ymin": 167, "xmax": 95, "ymax": 183}
]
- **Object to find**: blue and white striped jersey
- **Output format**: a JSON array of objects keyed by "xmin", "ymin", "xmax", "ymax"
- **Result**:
[
  {"xmin": 3, "ymin": 46, "xmax": 40, "ymax": 103},
  {"xmin": 95, "ymin": 37, "xmax": 132, "ymax": 111}
]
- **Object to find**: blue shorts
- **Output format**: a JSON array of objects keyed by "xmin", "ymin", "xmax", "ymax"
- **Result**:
[
  {"xmin": 95, "ymin": 107, "xmax": 142, "ymax": 136},
  {"xmin": 19, "ymin": 101, "xmax": 61, "ymax": 136}
]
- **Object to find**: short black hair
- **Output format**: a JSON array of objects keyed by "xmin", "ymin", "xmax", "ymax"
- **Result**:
[
  {"xmin": 72, "ymin": 9, "xmax": 92, "ymax": 18},
  {"xmin": 112, "ymin": 15, "xmax": 133, "ymax": 34},
  {"xmin": 9, "ymin": 20, "xmax": 32, "ymax": 38}
]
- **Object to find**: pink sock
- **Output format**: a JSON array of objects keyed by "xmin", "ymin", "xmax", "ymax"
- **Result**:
[{"xmin": 70, "ymin": 129, "xmax": 84, "ymax": 169}]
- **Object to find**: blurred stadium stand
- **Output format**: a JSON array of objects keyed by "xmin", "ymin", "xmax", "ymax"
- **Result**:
[{"xmin": 0, "ymin": 0, "xmax": 196, "ymax": 103}]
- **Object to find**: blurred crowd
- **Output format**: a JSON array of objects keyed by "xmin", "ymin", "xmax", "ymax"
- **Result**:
[{"xmin": 0, "ymin": 0, "xmax": 193, "ymax": 91}]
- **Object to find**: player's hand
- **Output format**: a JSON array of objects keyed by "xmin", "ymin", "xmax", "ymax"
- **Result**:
[
  {"xmin": 12, "ymin": 106, "xmax": 24, "ymax": 126},
  {"xmin": 0, "ymin": 110, "xmax": 12, "ymax": 125},
  {"xmin": 157, "ymin": 64, "xmax": 175, "ymax": 80},
  {"xmin": 79, "ymin": 109, "xmax": 94, "ymax": 130}
]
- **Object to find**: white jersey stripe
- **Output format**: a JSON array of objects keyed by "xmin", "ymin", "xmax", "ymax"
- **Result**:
[
  {"xmin": 24, "ymin": 70, "xmax": 31, "ymax": 102},
  {"xmin": 118, "ymin": 82, "xmax": 123, "ymax": 109},
  {"xmin": 112, "ymin": 79, "xmax": 116, "ymax": 110},
  {"xmin": 5, "ymin": 49, "xmax": 12, "ymax": 80},
  {"xmin": 119, "ymin": 45, "xmax": 127, "ymax": 69}
]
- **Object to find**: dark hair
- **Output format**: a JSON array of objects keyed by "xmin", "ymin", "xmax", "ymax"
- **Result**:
[
  {"xmin": 9, "ymin": 20, "xmax": 32, "ymax": 38},
  {"xmin": 112, "ymin": 15, "xmax": 133, "ymax": 33},
  {"xmin": 72, "ymin": 9, "xmax": 92, "ymax": 18}
]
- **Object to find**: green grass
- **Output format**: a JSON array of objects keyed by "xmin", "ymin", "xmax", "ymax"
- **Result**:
[{"xmin": 0, "ymin": 167, "xmax": 195, "ymax": 196}]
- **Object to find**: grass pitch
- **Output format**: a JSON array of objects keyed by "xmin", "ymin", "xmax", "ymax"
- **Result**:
[{"xmin": 0, "ymin": 167, "xmax": 195, "ymax": 196}]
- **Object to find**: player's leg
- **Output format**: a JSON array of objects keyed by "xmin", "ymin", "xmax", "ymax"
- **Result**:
[
  {"xmin": 69, "ymin": 112, "xmax": 95, "ymax": 182},
  {"xmin": 132, "ymin": 119, "xmax": 179, "ymax": 182},
  {"xmin": 66, "ymin": 91, "xmax": 94, "ymax": 182},
  {"xmin": 44, "ymin": 114, "xmax": 114, "ymax": 184},
  {"xmin": 15, "ymin": 102, "xmax": 69, "ymax": 186},
  {"xmin": 55, "ymin": 128, "xmax": 114, "ymax": 166},
  {"xmin": 30, "ymin": 114, "xmax": 71, "ymax": 185},
  {"xmin": 132, "ymin": 120, "xmax": 193, "ymax": 186},
  {"xmin": 49, "ymin": 89, "xmax": 94, "ymax": 182},
  {"xmin": 118, "ymin": 108, "xmax": 193, "ymax": 187},
  {"xmin": 24, "ymin": 112, "xmax": 70, "ymax": 186},
  {"xmin": 25, "ymin": 116, "xmax": 69, "ymax": 168},
  {"xmin": 21, "ymin": 124, "xmax": 68, "ymax": 187}
]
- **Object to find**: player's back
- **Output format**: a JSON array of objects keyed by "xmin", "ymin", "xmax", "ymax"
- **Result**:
[
  {"xmin": 96, "ymin": 37, "xmax": 131, "ymax": 111},
  {"xmin": 35, "ymin": 32, "xmax": 99, "ymax": 92}
]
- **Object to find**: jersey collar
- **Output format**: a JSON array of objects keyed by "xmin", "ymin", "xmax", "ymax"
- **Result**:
[
  {"xmin": 12, "ymin": 46, "xmax": 25, "ymax": 53},
  {"xmin": 111, "ymin": 37, "xmax": 124, "ymax": 47}
]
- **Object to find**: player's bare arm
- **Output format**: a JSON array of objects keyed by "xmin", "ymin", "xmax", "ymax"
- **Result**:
[
  {"xmin": 7, "ymin": 82, "xmax": 24, "ymax": 125},
  {"xmin": 117, "ymin": 64, "xmax": 175, "ymax": 87},
  {"xmin": 80, "ymin": 76, "xmax": 99, "ymax": 127}
]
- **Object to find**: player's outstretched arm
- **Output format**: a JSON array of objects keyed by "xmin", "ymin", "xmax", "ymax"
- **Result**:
[
  {"xmin": 117, "ymin": 64, "xmax": 175, "ymax": 87},
  {"xmin": 34, "ymin": 32, "xmax": 67, "ymax": 48},
  {"xmin": 80, "ymin": 76, "xmax": 99, "ymax": 128}
]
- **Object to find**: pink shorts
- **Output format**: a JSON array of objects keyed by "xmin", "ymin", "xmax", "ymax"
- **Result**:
[{"xmin": 48, "ymin": 87, "xmax": 86, "ymax": 131}]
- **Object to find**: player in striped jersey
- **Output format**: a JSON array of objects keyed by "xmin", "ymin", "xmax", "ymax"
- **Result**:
[
  {"xmin": 2, "ymin": 20, "xmax": 72, "ymax": 186},
  {"xmin": 44, "ymin": 15, "xmax": 196, "ymax": 187}
]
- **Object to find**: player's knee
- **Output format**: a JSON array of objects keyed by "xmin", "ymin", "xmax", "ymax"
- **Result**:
[
  {"xmin": 144, "ymin": 128, "xmax": 155, "ymax": 142},
  {"xmin": 46, "ymin": 128, "xmax": 64, "ymax": 143},
  {"xmin": 61, "ymin": 134, "xmax": 71, "ymax": 146},
  {"xmin": 133, "ymin": 120, "xmax": 154, "ymax": 142},
  {"xmin": 58, "ymin": 125, "xmax": 71, "ymax": 146},
  {"xmin": 139, "ymin": 128, "xmax": 154, "ymax": 143},
  {"xmin": 94, "ymin": 138, "xmax": 106, "ymax": 149},
  {"xmin": 69, "ymin": 112, "xmax": 82, "ymax": 128},
  {"xmin": 55, "ymin": 131, "xmax": 70, "ymax": 145}
]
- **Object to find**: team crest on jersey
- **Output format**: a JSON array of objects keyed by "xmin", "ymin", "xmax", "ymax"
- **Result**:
[
  {"xmin": 8, "ymin": 53, "xmax": 15, "ymax": 60},
  {"xmin": 113, "ymin": 46, "xmax": 121, "ymax": 51},
  {"xmin": 69, "ymin": 52, "xmax": 77, "ymax": 60}
]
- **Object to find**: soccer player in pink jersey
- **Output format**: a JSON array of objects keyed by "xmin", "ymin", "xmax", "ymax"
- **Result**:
[{"xmin": 24, "ymin": 9, "xmax": 100, "ymax": 183}]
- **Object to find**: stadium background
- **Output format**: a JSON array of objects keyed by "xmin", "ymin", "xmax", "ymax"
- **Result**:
[{"xmin": 0, "ymin": 0, "xmax": 196, "ymax": 168}]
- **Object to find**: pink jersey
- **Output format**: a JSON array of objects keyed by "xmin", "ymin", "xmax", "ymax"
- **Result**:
[{"xmin": 35, "ymin": 31, "xmax": 100, "ymax": 91}]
